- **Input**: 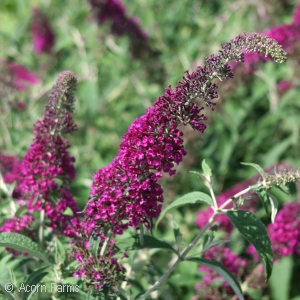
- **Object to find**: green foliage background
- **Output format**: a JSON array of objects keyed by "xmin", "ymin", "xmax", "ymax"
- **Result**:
[{"xmin": 1, "ymin": 0, "xmax": 300, "ymax": 299}]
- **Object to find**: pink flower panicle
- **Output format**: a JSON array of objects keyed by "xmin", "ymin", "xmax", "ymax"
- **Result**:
[
  {"xmin": 69, "ymin": 223, "xmax": 126, "ymax": 292},
  {"xmin": 86, "ymin": 33, "xmax": 286, "ymax": 235},
  {"xmin": 0, "ymin": 215, "xmax": 34, "ymax": 234},
  {"xmin": 277, "ymin": 80, "xmax": 295, "ymax": 95},
  {"xmin": 267, "ymin": 201, "xmax": 300, "ymax": 258},
  {"xmin": 0, "ymin": 152, "xmax": 21, "ymax": 185},
  {"xmin": 0, "ymin": 61, "xmax": 37, "ymax": 111},
  {"xmin": 247, "ymin": 200, "xmax": 300, "ymax": 261},
  {"xmin": 31, "ymin": 8, "xmax": 55, "ymax": 54},
  {"xmin": 19, "ymin": 71, "xmax": 80, "ymax": 236},
  {"xmin": 0, "ymin": 152, "xmax": 23, "ymax": 199},
  {"xmin": 88, "ymin": 0, "xmax": 149, "ymax": 57},
  {"xmin": 5, "ymin": 61, "xmax": 39, "ymax": 92},
  {"xmin": 293, "ymin": 3, "xmax": 300, "ymax": 26}
]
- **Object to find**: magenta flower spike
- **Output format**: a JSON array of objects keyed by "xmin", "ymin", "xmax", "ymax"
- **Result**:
[
  {"xmin": 293, "ymin": 3, "xmax": 300, "ymax": 26},
  {"xmin": 68, "ymin": 33, "xmax": 286, "ymax": 293},
  {"xmin": 19, "ymin": 71, "xmax": 80, "ymax": 236},
  {"xmin": 86, "ymin": 33, "xmax": 286, "ymax": 235},
  {"xmin": 88, "ymin": 0, "xmax": 149, "ymax": 57},
  {"xmin": 31, "ymin": 8, "xmax": 55, "ymax": 54},
  {"xmin": 5, "ymin": 61, "xmax": 39, "ymax": 91}
]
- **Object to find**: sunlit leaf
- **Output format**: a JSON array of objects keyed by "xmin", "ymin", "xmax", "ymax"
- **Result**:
[
  {"xmin": 187, "ymin": 257, "xmax": 244, "ymax": 300},
  {"xmin": 226, "ymin": 210, "xmax": 273, "ymax": 280}
]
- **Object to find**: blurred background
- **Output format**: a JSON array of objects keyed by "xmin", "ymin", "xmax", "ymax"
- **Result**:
[{"xmin": 1, "ymin": 0, "xmax": 300, "ymax": 299}]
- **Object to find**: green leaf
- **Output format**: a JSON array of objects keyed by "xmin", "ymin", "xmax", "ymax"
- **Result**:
[
  {"xmin": 9, "ymin": 270, "xmax": 20, "ymax": 300},
  {"xmin": 226, "ymin": 210, "xmax": 273, "ymax": 280},
  {"xmin": 273, "ymin": 184, "xmax": 290, "ymax": 195},
  {"xmin": 62, "ymin": 207, "xmax": 74, "ymax": 216},
  {"xmin": 0, "ymin": 283, "xmax": 16, "ymax": 300},
  {"xmin": 90, "ymin": 233, "xmax": 101, "ymax": 260},
  {"xmin": 202, "ymin": 159, "xmax": 212, "ymax": 176},
  {"xmin": 155, "ymin": 192, "xmax": 213, "ymax": 229},
  {"xmin": 116, "ymin": 234, "xmax": 176, "ymax": 254},
  {"xmin": 244, "ymin": 287, "xmax": 263, "ymax": 300},
  {"xmin": 0, "ymin": 233, "xmax": 52, "ymax": 266},
  {"xmin": 54, "ymin": 238, "xmax": 66, "ymax": 264},
  {"xmin": 87, "ymin": 288, "xmax": 100, "ymax": 300},
  {"xmin": 187, "ymin": 257, "xmax": 244, "ymax": 300},
  {"xmin": 241, "ymin": 162, "xmax": 265, "ymax": 178},
  {"xmin": 22, "ymin": 266, "xmax": 49, "ymax": 300},
  {"xmin": 251, "ymin": 185, "xmax": 270, "ymax": 215},
  {"xmin": 172, "ymin": 221, "xmax": 182, "ymax": 249},
  {"xmin": 202, "ymin": 225, "xmax": 218, "ymax": 250},
  {"xmin": 61, "ymin": 277, "xmax": 79, "ymax": 285},
  {"xmin": 0, "ymin": 255, "xmax": 23, "ymax": 288},
  {"xmin": 268, "ymin": 194, "xmax": 278, "ymax": 224},
  {"xmin": 269, "ymin": 256, "xmax": 293, "ymax": 300}
]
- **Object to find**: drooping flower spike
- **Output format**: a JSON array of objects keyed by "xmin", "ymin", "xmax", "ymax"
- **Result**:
[{"xmin": 87, "ymin": 33, "xmax": 287, "ymax": 235}]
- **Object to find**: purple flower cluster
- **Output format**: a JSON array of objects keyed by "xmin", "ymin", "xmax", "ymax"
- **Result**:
[
  {"xmin": 267, "ymin": 201, "xmax": 300, "ymax": 257},
  {"xmin": 31, "ymin": 8, "xmax": 55, "ymax": 54},
  {"xmin": 88, "ymin": 0, "xmax": 149, "ymax": 57},
  {"xmin": 86, "ymin": 33, "xmax": 286, "ymax": 236},
  {"xmin": 247, "ymin": 200, "xmax": 300, "ymax": 261},
  {"xmin": 19, "ymin": 71, "xmax": 80, "ymax": 236},
  {"xmin": 70, "ymin": 223, "xmax": 127, "ymax": 291},
  {"xmin": 0, "ymin": 152, "xmax": 21, "ymax": 185},
  {"xmin": 0, "ymin": 215, "xmax": 34, "ymax": 234},
  {"xmin": 293, "ymin": 3, "xmax": 300, "ymax": 26},
  {"xmin": 0, "ymin": 61, "xmax": 35, "ymax": 112},
  {"xmin": 0, "ymin": 215, "xmax": 35, "ymax": 257},
  {"xmin": 5, "ymin": 61, "xmax": 39, "ymax": 92},
  {"xmin": 0, "ymin": 152, "xmax": 23, "ymax": 199},
  {"xmin": 277, "ymin": 80, "xmax": 296, "ymax": 95}
]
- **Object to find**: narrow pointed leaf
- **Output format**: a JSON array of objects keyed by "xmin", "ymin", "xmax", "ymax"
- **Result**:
[
  {"xmin": 251, "ymin": 186, "xmax": 270, "ymax": 215},
  {"xmin": 0, "ymin": 233, "xmax": 52, "ymax": 266},
  {"xmin": 0, "ymin": 283, "xmax": 16, "ymax": 300},
  {"xmin": 116, "ymin": 235, "xmax": 176, "ymax": 254},
  {"xmin": 241, "ymin": 162, "xmax": 265, "ymax": 178},
  {"xmin": 23, "ymin": 266, "xmax": 49, "ymax": 300},
  {"xmin": 187, "ymin": 257, "xmax": 244, "ymax": 300},
  {"xmin": 226, "ymin": 210, "xmax": 273, "ymax": 280},
  {"xmin": 90, "ymin": 233, "xmax": 101, "ymax": 260},
  {"xmin": 155, "ymin": 192, "xmax": 213, "ymax": 229},
  {"xmin": 54, "ymin": 238, "xmax": 66, "ymax": 264},
  {"xmin": 268, "ymin": 194, "xmax": 278, "ymax": 224},
  {"xmin": 202, "ymin": 159, "xmax": 212, "ymax": 176}
]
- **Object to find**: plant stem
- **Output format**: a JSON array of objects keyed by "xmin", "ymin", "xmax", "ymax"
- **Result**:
[
  {"xmin": 207, "ymin": 184, "xmax": 218, "ymax": 210},
  {"xmin": 100, "ymin": 229, "xmax": 112, "ymax": 256},
  {"xmin": 39, "ymin": 209, "xmax": 45, "ymax": 249},
  {"xmin": 136, "ymin": 213, "xmax": 219, "ymax": 300},
  {"xmin": 218, "ymin": 183, "xmax": 262, "ymax": 210}
]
